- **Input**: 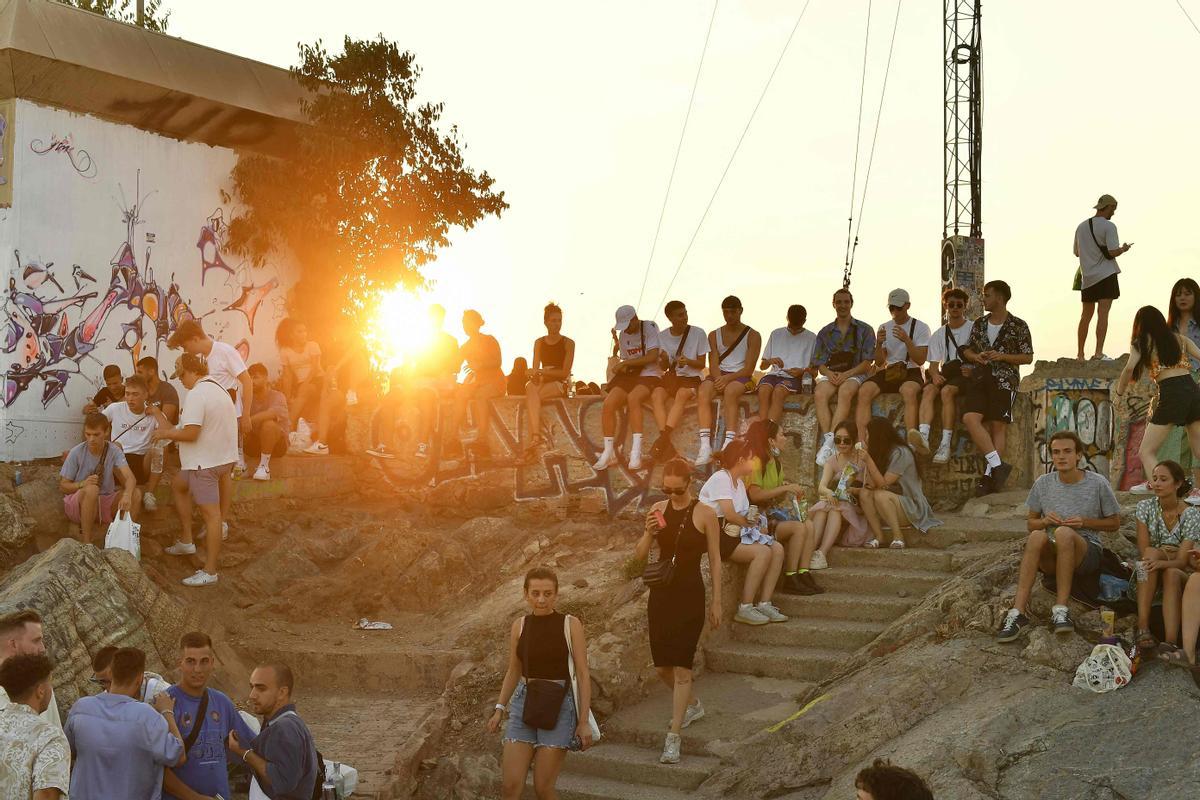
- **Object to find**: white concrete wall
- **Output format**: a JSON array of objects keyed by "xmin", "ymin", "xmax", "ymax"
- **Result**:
[{"xmin": 2, "ymin": 100, "xmax": 298, "ymax": 460}]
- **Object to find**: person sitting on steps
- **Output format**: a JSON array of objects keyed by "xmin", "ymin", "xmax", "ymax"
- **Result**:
[
  {"xmin": 858, "ymin": 417, "xmax": 942, "ymax": 549},
  {"xmin": 1130, "ymin": 461, "xmax": 1198, "ymax": 653},
  {"xmin": 746, "ymin": 420, "xmax": 823, "ymax": 595},
  {"xmin": 857, "ymin": 289, "xmax": 931, "ymax": 455},
  {"xmin": 443, "ymin": 310, "xmax": 506, "ymax": 461},
  {"xmin": 275, "ymin": 317, "xmax": 329, "ymax": 455},
  {"xmin": 808, "ymin": 421, "xmax": 881, "ymax": 564},
  {"xmin": 594, "ymin": 305, "xmax": 663, "ymax": 471},
  {"xmin": 697, "ymin": 438, "xmax": 789, "ymax": 626},
  {"xmin": 919, "ymin": 287, "xmax": 975, "ymax": 464},
  {"xmin": 756, "ymin": 304, "xmax": 817, "ymax": 424},
  {"xmin": 635, "ymin": 458, "xmax": 723, "ymax": 765},
  {"xmin": 703, "ymin": 296, "xmax": 762, "ymax": 451},
  {"xmin": 960, "ymin": 280, "xmax": 1033, "ymax": 497},
  {"xmin": 996, "ymin": 430, "xmax": 1120, "ymax": 643},
  {"xmin": 650, "ymin": 300, "xmax": 712, "ymax": 465},
  {"xmin": 813, "ymin": 288, "xmax": 876, "ymax": 466},
  {"xmin": 523, "ymin": 302, "xmax": 575, "ymax": 458}
]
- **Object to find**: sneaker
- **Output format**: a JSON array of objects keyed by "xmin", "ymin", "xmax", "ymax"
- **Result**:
[
  {"xmin": 734, "ymin": 604, "xmax": 770, "ymax": 626},
  {"xmin": 996, "ymin": 608, "xmax": 1030, "ymax": 643},
  {"xmin": 1051, "ymin": 605, "xmax": 1073, "ymax": 635},
  {"xmin": 694, "ymin": 442, "xmax": 713, "ymax": 467},
  {"xmin": 142, "ymin": 493, "xmax": 158, "ymax": 512},
  {"xmin": 974, "ymin": 473, "xmax": 994, "ymax": 497},
  {"xmin": 815, "ymin": 436, "xmax": 835, "ymax": 466},
  {"xmin": 367, "ymin": 444, "xmax": 396, "ymax": 459},
  {"xmin": 182, "ymin": 570, "xmax": 218, "ymax": 587},
  {"xmin": 1187, "ymin": 488, "xmax": 1200, "ymax": 506},
  {"xmin": 990, "ymin": 462, "xmax": 1013, "ymax": 492},
  {"xmin": 660, "ymin": 732, "xmax": 681, "ymax": 764},
  {"xmin": 809, "ymin": 550, "xmax": 829, "ymax": 571},
  {"xmin": 592, "ymin": 450, "xmax": 617, "ymax": 471},
  {"xmin": 628, "ymin": 450, "xmax": 644, "ymax": 471},
  {"xmin": 415, "ymin": 442, "xmax": 428, "ymax": 459},
  {"xmin": 907, "ymin": 429, "xmax": 930, "ymax": 456},
  {"xmin": 303, "ymin": 441, "xmax": 329, "ymax": 456},
  {"xmin": 649, "ymin": 435, "xmax": 676, "ymax": 462},
  {"xmin": 252, "ymin": 465, "xmax": 270, "ymax": 481},
  {"xmin": 345, "ymin": 389, "xmax": 358, "ymax": 407},
  {"xmin": 864, "ymin": 539, "xmax": 880, "ymax": 549},
  {"xmin": 1128, "ymin": 482, "xmax": 1153, "ymax": 494},
  {"xmin": 889, "ymin": 539, "xmax": 906, "ymax": 549},
  {"xmin": 681, "ymin": 700, "xmax": 705, "ymax": 729},
  {"xmin": 933, "ymin": 439, "xmax": 951, "ymax": 464},
  {"xmin": 756, "ymin": 602, "xmax": 789, "ymax": 623},
  {"xmin": 164, "ymin": 541, "xmax": 196, "ymax": 556}
]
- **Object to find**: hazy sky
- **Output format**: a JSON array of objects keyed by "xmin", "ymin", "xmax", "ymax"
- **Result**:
[{"xmin": 173, "ymin": 0, "xmax": 1200, "ymax": 378}]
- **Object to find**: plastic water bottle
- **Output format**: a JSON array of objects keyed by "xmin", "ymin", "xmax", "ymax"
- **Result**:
[
  {"xmin": 149, "ymin": 440, "xmax": 166, "ymax": 474},
  {"xmin": 332, "ymin": 762, "xmax": 346, "ymax": 797},
  {"xmin": 801, "ymin": 371, "xmax": 813, "ymax": 394}
]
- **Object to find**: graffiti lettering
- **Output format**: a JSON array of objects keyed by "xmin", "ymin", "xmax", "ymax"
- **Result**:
[
  {"xmin": 1045, "ymin": 377, "xmax": 1111, "ymax": 392},
  {"xmin": 30, "ymin": 134, "xmax": 98, "ymax": 179}
]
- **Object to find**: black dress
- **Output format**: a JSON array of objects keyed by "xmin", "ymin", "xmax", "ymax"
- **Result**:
[{"xmin": 648, "ymin": 500, "xmax": 708, "ymax": 669}]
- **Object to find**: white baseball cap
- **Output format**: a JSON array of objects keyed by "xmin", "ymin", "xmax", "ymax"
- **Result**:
[
  {"xmin": 887, "ymin": 288, "xmax": 910, "ymax": 307},
  {"xmin": 614, "ymin": 304, "xmax": 637, "ymax": 330}
]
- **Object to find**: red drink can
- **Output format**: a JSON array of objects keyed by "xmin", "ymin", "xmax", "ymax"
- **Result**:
[{"xmin": 652, "ymin": 510, "xmax": 667, "ymax": 529}]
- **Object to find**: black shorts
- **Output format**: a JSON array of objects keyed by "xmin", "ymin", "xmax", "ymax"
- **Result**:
[
  {"xmin": 662, "ymin": 374, "xmax": 702, "ymax": 394},
  {"xmin": 1044, "ymin": 533, "xmax": 1102, "ymax": 601},
  {"xmin": 963, "ymin": 374, "xmax": 1016, "ymax": 423},
  {"xmin": 1081, "ymin": 273, "xmax": 1120, "ymax": 303},
  {"xmin": 125, "ymin": 452, "xmax": 149, "ymax": 484},
  {"xmin": 718, "ymin": 532, "xmax": 739, "ymax": 561},
  {"xmin": 1151, "ymin": 375, "xmax": 1200, "ymax": 426},
  {"xmin": 867, "ymin": 367, "xmax": 924, "ymax": 393},
  {"xmin": 608, "ymin": 373, "xmax": 660, "ymax": 394},
  {"xmin": 244, "ymin": 428, "xmax": 288, "ymax": 459}
]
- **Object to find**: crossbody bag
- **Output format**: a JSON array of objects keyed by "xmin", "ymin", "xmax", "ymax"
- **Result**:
[
  {"xmin": 641, "ymin": 501, "xmax": 696, "ymax": 588},
  {"xmin": 664, "ymin": 326, "xmax": 692, "ymax": 376},
  {"xmin": 826, "ymin": 326, "xmax": 859, "ymax": 372},
  {"xmin": 181, "ymin": 689, "xmax": 210, "ymax": 755},
  {"xmin": 940, "ymin": 325, "xmax": 973, "ymax": 381},
  {"xmin": 881, "ymin": 319, "xmax": 917, "ymax": 383},
  {"xmin": 606, "ymin": 323, "xmax": 646, "ymax": 382},
  {"xmin": 518, "ymin": 616, "xmax": 568, "ymax": 730},
  {"xmin": 1073, "ymin": 218, "xmax": 1110, "ymax": 291}
]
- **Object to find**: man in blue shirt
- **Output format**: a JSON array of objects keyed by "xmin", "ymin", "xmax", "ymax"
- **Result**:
[
  {"xmin": 227, "ymin": 663, "xmax": 319, "ymax": 800},
  {"xmin": 65, "ymin": 647, "xmax": 185, "ymax": 800},
  {"xmin": 812, "ymin": 288, "xmax": 876, "ymax": 463},
  {"xmin": 164, "ymin": 632, "xmax": 257, "ymax": 800}
]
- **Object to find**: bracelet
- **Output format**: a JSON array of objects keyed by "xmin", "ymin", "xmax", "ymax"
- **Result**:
[
  {"xmin": 242, "ymin": 750, "xmax": 252, "ymax": 763},
  {"xmin": 162, "ymin": 710, "xmax": 175, "ymax": 716}
]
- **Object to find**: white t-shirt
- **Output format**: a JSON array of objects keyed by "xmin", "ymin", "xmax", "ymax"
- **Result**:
[
  {"xmin": 178, "ymin": 379, "xmax": 239, "ymax": 470},
  {"xmin": 986, "ymin": 321, "xmax": 1003, "ymax": 346},
  {"xmin": 281, "ymin": 341, "xmax": 322, "ymax": 383},
  {"xmin": 762, "ymin": 327, "xmax": 817, "ymax": 375},
  {"xmin": 204, "ymin": 341, "xmax": 248, "ymax": 392},
  {"xmin": 103, "ymin": 402, "xmax": 157, "ymax": 455},
  {"xmin": 877, "ymin": 317, "xmax": 932, "ymax": 368},
  {"xmin": 713, "ymin": 326, "xmax": 754, "ymax": 372},
  {"xmin": 617, "ymin": 321, "xmax": 663, "ymax": 378},
  {"xmin": 927, "ymin": 319, "xmax": 974, "ymax": 364},
  {"xmin": 1074, "ymin": 216, "xmax": 1121, "ymax": 289},
  {"xmin": 658, "ymin": 325, "xmax": 709, "ymax": 378},
  {"xmin": 698, "ymin": 469, "xmax": 750, "ymax": 517}
]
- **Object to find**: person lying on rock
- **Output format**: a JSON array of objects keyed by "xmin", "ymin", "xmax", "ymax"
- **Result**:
[{"xmin": 997, "ymin": 430, "xmax": 1120, "ymax": 642}]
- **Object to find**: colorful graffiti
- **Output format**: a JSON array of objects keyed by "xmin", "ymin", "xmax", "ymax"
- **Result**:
[{"xmin": 1033, "ymin": 378, "xmax": 1115, "ymax": 476}]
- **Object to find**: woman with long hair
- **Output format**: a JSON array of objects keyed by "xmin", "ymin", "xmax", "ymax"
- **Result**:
[
  {"xmin": 745, "ymin": 419, "xmax": 822, "ymax": 594},
  {"xmin": 1116, "ymin": 306, "xmax": 1200, "ymax": 501},
  {"xmin": 635, "ymin": 458, "xmax": 723, "ymax": 764},
  {"xmin": 489, "ymin": 567, "xmax": 593, "ymax": 799},
  {"xmin": 1132, "ymin": 461, "xmax": 1197, "ymax": 652},
  {"xmin": 808, "ymin": 420, "xmax": 877, "ymax": 563},
  {"xmin": 858, "ymin": 417, "xmax": 942, "ymax": 548},
  {"xmin": 524, "ymin": 303, "xmax": 575, "ymax": 458},
  {"xmin": 697, "ymin": 437, "xmax": 789, "ymax": 626},
  {"xmin": 1167, "ymin": 278, "xmax": 1200, "ymax": 363}
]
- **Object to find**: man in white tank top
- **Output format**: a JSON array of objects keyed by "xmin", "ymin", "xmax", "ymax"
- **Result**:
[{"xmin": 702, "ymin": 296, "xmax": 761, "ymax": 453}]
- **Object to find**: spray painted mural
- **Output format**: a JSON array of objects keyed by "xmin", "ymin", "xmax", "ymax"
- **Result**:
[{"xmin": 1033, "ymin": 376, "xmax": 1116, "ymax": 476}]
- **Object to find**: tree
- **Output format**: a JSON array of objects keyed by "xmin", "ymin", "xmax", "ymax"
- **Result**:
[
  {"xmin": 223, "ymin": 36, "xmax": 508, "ymax": 332},
  {"xmin": 57, "ymin": 0, "xmax": 171, "ymax": 32}
]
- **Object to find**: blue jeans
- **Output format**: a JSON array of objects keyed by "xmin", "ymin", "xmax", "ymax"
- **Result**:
[{"xmin": 503, "ymin": 680, "xmax": 578, "ymax": 749}]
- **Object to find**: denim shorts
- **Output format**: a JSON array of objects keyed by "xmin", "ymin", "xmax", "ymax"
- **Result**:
[{"xmin": 504, "ymin": 680, "xmax": 578, "ymax": 750}]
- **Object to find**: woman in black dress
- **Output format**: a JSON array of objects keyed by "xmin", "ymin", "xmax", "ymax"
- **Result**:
[{"xmin": 635, "ymin": 457, "xmax": 724, "ymax": 765}]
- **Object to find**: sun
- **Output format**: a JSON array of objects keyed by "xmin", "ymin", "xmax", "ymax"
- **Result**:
[{"xmin": 361, "ymin": 286, "xmax": 436, "ymax": 374}]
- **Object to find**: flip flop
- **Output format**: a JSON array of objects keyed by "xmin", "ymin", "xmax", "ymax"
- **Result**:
[
  {"xmin": 864, "ymin": 539, "xmax": 880, "ymax": 549},
  {"xmin": 1160, "ymin": 648, "xmax": 1197, "ymax": 670},
  {"xmin": 1135, "ymin": 629, "xmax": 1159, "ymax": 650},
  {"xmin": 889, "ymin": 540, "xmax": 906, "ymax": 549}
]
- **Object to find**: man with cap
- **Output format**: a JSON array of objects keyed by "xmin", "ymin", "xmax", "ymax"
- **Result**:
[
  {"xmin": 594, "ymin": 305, "xmax": 663, "ymax": 471},
  {"xmin": 857, "ymin": 289, "xmax": 931, "ymax": 452},
  {"xmin": 1073, "ymin": 194, "xmax": 1132, "ymax": 361},
  {"xmin": 704, "ymin": 296, "xmax": 762, "ymax": 451}
]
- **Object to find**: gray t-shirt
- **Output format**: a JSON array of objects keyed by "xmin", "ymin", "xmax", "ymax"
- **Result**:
[
  {"xmin": 1025, "ymin": 470, "xmax": 1120, "ymax": 545},
  {"xmin": 60, "ymin": 442, "xmax": 129, "ymax": 495}
]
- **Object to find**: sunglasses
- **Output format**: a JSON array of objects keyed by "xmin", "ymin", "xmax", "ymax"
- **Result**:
[
  {"xmin": 834, "ymin": 436, "xmax": 853, "ymax": 444},
  {"xmin": 888, "ymin": 305, "xmax": 903, "ymax": 312},
  {"xmin": 661, "ymin": 486, "xmax": 688, "ymax": 495}
]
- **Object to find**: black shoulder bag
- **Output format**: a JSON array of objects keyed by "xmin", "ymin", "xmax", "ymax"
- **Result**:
[
  {"xmin": 182, "ymin": 689, "xmax": 209, "ymax": 755},
  {"xmin": 640, "ymin": 502, "xmax": 695, "ymax": 588},
  {"xmin": 940, "ymin": 325, "xmax": 972, "ymax": 381},
  {"xmin": 519, "ymin": 616, "xmax": 568, "ymax": 730}
]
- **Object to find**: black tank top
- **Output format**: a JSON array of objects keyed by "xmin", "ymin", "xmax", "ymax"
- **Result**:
[
  {"xmin": 518, "ymin": 611, "xmax": 570, "ymax": 679},
  {"xmin": 539, "ymin": 337, "xmax": 566, "ymax": 371},
  {"xmin": 655, "ymin": 501, "xmax": 707, "ymax": 586}
]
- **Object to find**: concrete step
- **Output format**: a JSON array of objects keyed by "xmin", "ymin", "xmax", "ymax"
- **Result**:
[
  {"xmin": 911, "ymin": 517, "xmax": 1028, "ymax": 549},
  {"xmin": 562, "ymin": 742, "xmax": 720, "ymax": 791},
  {"xmin": 729, "ymin": 616, "xmax": 886, "ymax": 651},
  {"xmin": 526, "ymin": 772, "xmax": 692, "ymax": 800},
  {"xmin": 806, "ymin": 565, "xmax": 949, "ymax": 597},
  {"xmin": 772, "ymin": 591, "xmax": 917, "ymax": 622},
  {"xmin": 825, "ymin": 546, "xmax": 956, "ymax": 572},
  {"xmin": 703, "ymin": 641, "xmax": 846, "ymax": 682}
]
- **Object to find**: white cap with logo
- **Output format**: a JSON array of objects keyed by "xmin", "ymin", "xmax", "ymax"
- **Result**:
[
  {"xmin": 887, "ymin": 288, "xmax": 910, "ymax": 307},
  {"xmin": 614, "ymin": 305, "xmax": 637, "ymax": 331}
]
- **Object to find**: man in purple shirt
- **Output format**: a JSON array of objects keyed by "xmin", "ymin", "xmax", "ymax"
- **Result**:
[
  {"xmin": 65, "ymin": 647, "xmax": 185, "ymax": 800},
  {"xmin": 244, "ymin": 364, "xmax": 290, "ymax": 481}
]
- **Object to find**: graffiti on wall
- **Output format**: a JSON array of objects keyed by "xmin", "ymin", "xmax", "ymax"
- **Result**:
[
  {"xmin": 1033, "ymin": 377, "xmax": 1115, "ymax": 476},
  {"xmin": 30, "ymin": 134, "xmax": 98, "ymax": 179}
]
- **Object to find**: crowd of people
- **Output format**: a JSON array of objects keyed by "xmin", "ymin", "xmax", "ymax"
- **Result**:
[{"xmin": 0, "ymin": 609, "xmax": 325, "ymax": 800}]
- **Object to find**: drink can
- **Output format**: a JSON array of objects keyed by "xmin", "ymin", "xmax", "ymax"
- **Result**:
[
  {"xmin": 652, "ymin": 510, "xmax": 667, "ymax": 529},
  {"xmin": 1099, "ymin": 606, "xmax": 1115, "ymax": 638}
]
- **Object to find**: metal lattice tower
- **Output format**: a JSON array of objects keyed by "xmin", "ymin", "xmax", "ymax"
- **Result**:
[{"xmin": 944, "ymin": 0, "xmax": 982, "ymax": 238}]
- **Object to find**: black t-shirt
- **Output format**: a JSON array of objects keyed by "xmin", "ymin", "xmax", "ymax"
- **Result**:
[
  {"xmin": 92, "ymin": 387, "xmax": 118, "ymax": 408},
  {"xmin": 148, "ymin": 380, "xmax": 180, "ymax": 409}
]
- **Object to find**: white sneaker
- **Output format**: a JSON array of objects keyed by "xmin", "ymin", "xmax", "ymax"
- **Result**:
[
  {"xmin": 415, "ymin": 442, "xmax": 428, "ymax": 459},
  {"xmin": 734, "ymin": 604, "xmax": 770, "ymax": 625},
  {"xmin": 681, "ymin": 700, "xmax": 705, "ymax": 729},
  {"xmin": 345, "ymin": 389, "xmax": 358, "ymax": 407},
  {"xmin": 629, "ymin": 449, "xmax": 644, "ymax": 471},
  {"xmin": 182, "ymin": 570, "xmax": 218, "ymax": 587},
  {"xmin": 592, "ymin": 450, "xmax": 617, "ymax": 471},
  {"xmin": 694, "ymin": 442, "xmax": 713, "ymax": 466},
  {"xmin": 809, "ymin": 550, "xmax": 829, "ymax": 570},
  {"xmin": 933, "ymin": 439, "xmax": 951, "ymax": 464},
  {"xmin": 756, "ymin": 602, "xmax": 789, "ymax": 623},
  {"xmin": 660, "ymin": 732, "xmax": 681, "ymax": 764},
  {"xmin": 142, "ymin": 493, "xmax": 158, "ymax": 512},
  {"xmin": 164, "ymin": 541, "xmax": 196, "ymax": 556},
  {"xmin": 1129, "ymin": 482, "xmax": 1152, "ymax": 494},
  {"xmin": 815, "ymin": 436, "xmax": 835, "ymax": 466},
  {"xmin": 304, "ymin": 442, "xmax": 329, "ymax": 456},
  {"xmin": 252, "ymin": 465, "xmax": 270, "ymax": 481}
]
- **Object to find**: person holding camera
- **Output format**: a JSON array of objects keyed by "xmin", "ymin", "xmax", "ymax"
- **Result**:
[
  {"xmin": 919, "ymin": 287, "xmax": 975, "ymax": 463},
  {"xmin": 594, "ymin": 305, "xmax": 663, "ymax": 471}
]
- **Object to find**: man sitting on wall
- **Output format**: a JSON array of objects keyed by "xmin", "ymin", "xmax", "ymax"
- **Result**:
[
  {"xmin": 244, "ymin": 363, "xmax": 290, "ymax": 481},
  {"xmin": 918, "ymin": 287, "xmax": 975, "ymax": 464},
  {"xmin": 996, "ymin": 431, "xmax": 1120, "ymax": 642},
  {"xmin": 856, "ymin": 289, "xmax": 931, "ymax": 453},
  {"xmin": 813, "ymin": 288, "xmax": 876, "ymax": 463},
  {"xmin": 58, "ymin": 412, "xmax": 141, "ymax": 545},
  {"xmin": 756, "ymin": 304, "xmax": 817, "ymax": 424}
]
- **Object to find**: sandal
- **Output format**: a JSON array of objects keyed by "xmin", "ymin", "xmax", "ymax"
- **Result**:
[
  {"xmin": 864, "ymin": 539, "xmax": 880, "ymax": 549},
  {"xmin": 1135, "ymin": 629, "xmax": 1159, "ymax": 650},
  {"xmin": 889, "ymin": 539, "xmax": 906, "ymax": 549},
  {"xmin": 1160, "ymin": 648, "xmax": 1197, "ymax": 670}
]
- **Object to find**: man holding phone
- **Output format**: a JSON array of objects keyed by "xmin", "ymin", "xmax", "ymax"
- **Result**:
[
  {"xmin": 856, "ymin": 289, "xmax": 930, "ymax": 453},
  {"xmin": 1073, "ymin": 193, "xmax": 1132, "ymax": 361}
]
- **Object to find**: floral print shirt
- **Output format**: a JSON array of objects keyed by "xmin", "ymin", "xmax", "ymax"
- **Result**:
[
  {"xmin": 965, "ymin": 313, "xmax": 1034, "ymax": 392},
  {"xmin": 1134, "ymin": 497, "xmax": 1200, "ymax": 548},
  {"xmin": 0, "ymin": 702, "xmax": 70, "ymax": 800}
]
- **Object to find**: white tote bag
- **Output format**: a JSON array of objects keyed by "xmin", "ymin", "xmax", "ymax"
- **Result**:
[
  {"xmin": 1072, "ymin": 643, "xmax": 1133, "ymax": 693},
  {"xmin": 563, "ymin": 615, "xmax": 602, "ymax": 744},
  {"xmin": 104, "ymin": 511, "xmax": 141, "ymax": 560}
]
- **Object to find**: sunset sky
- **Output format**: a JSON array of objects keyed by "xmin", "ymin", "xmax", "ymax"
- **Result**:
[{"xmin": 175, "ymin": 0, "xmax": 1200, "ymax": 379}]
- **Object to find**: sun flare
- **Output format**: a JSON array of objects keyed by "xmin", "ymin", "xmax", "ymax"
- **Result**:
[{"xmin": 361, "ymin": 287, "xmax": 436, "ymax": 374}]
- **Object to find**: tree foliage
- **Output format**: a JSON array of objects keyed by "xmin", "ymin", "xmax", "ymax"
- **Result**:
[
  {"xmin": 57, "ymin": 0, "xmax": 171, "ymax": 32},
  {"xmin": 223, "ymin": 36, "xmax": 508, "ymax": 329}
]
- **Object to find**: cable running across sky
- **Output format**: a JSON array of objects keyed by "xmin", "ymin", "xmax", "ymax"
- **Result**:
[{"xmin": 842, "ymin": 0, "xmax": 873, "ymax": 290}]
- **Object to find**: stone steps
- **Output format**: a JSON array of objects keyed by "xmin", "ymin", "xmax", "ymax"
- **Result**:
[
  {"xmin": 729, "ymin": 616, "xmax": 887, "ymax": 650},
  {"xmin": 771, "ymin": 590, "xmax": 918, "ymax": 622},
  {"xmin": 825, "ymin": 545, "xmax": 956, "ymax": 572},
  {"xmin": 703, "ymin": 641, "xmax": 847, "ymax": 682},
  {"xmin": 559, "ymin": 743, "xmax": 721, "ymax": 791},
  {"xmin": 805, "ymin": 565, "xmax": 949, "ymax": 596}
]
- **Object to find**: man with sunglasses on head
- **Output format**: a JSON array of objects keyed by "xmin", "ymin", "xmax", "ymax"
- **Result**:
[
  {"xmin": 813, "ymin": 288, "xmax": 876, "ymax": 465},
  {"xmin": 856, "ymin": 289, "xmax": 931, "ymax": 453},
  {"xmin": 704, "ymin": 296, "xmax": 762, "ymax": 451},
  {"xmin": 918, "ymin": 287, "xmax": 975, "ymax": 463}
]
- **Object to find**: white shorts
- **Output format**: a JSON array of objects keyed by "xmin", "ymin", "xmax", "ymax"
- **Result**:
[{"xmin": 816, "ymin": 374, "xmax": 866, "ymax": 386}]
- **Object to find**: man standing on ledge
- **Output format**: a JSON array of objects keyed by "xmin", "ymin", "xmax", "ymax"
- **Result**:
[
  {"xmin": 1073, "ymin": 193, "xmax": 1132, "ymax": 361},
  {"xmin": 960, "ymin": 280, "xmax": 1033, "ymax": 497}
]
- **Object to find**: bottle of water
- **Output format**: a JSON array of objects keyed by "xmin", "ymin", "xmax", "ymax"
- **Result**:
[
  {"xmin": 332, "ymin": 762, "xmax": 346, "ymax": 797},
  {"xmin": 801, "ymin": 371, "xmax": 813, "ymax": 394},
  {"xmin": 149, "ymin": 439, "xmax": 166, "ymax": 474}
]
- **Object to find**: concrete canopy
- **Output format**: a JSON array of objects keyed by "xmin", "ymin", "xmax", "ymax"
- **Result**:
[{"xmin": 0, "ymin": 0, "xmax": 306, "ymax": 155}]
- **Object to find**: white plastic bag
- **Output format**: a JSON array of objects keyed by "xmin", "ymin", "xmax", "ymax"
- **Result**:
[
  {"xmin": 1072, "ymin": 643, "xmax": 1132, "ymax": 693},
  {"xmin": 104, "ymin": 512, "xmax": 141, "ymax": 560},
  {"xmin": 288, "ymin": 417, "xmax": 314, "ymax": 453}
]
